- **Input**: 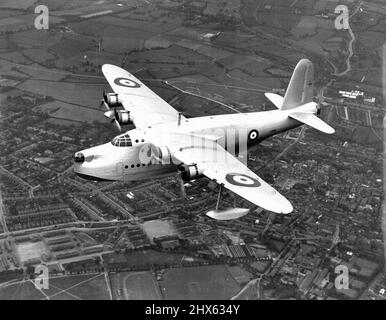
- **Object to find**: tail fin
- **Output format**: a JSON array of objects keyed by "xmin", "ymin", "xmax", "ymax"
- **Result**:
[
  {"xmin": 282, "ymin": 58, "xmax": 314, "ymax": 110},
  {"xmin": 264, "ymin": 59, "xmax": 314, "ymax": 110},
  {"xmin": 265, "ymin": 59, "xmax": 335, "ymax": 134}
]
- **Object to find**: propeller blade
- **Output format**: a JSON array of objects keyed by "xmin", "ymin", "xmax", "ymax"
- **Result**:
[
  {"xmin": 317, "ymin": 88, "xmax": 324, "ymax": 115},
  {"xmin": 104, "ymin": 110, "xmax": 115, "ymax": 119},
  {"xmin": 100, "ymin": 99, "xmax": 109, "ymax": 110},
  {"xmin": 177, "ymin": 173, "xmax": 186, "ymax": 199},
  {"xmin": 103, "ymin": 101, "xmax": 111, "ymax": 111},
  {"xmin": 113, "ymin": 119, "xmax": 121, "ymax": 132},
  {"xmin": 100, "ymin": 91, "xmax": 110, "ymax": 111}
]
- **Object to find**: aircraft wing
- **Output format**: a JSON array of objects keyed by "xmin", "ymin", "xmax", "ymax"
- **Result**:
[
  {"xmin": 170, "ymin": 139, "xmax": 293, "ymax": 214},
  {"xmin": 102, "ymin": 64, "xmax": 184, "ymax": 128}
]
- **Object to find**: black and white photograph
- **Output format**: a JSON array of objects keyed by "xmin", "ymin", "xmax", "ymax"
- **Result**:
[{"xmin": 0, "ymin": 0, "xmax": 384, "ymax": 305}]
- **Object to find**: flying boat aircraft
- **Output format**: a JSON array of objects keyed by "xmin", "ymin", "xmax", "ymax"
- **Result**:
[{"xmin": 73, "ymin": 59, "xmax": 334, "ymax": 219}]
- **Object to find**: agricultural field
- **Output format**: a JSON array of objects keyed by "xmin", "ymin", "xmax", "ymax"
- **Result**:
[
  {"xmin": 34, "ymin": 100, "xmax": 105, "ymax": 123},
  {"xmin": 22, "ymin": 49, "xmax": 56, "ymax": 64},
  {"xmin": 50, "ymin": 3, "xmax": 120, "ymax": 17},
  {"xmin": 167, "ymin": 74, "xmax": 267, "ymax": 112},
  {"xmin": 166, "ymin": 88, "xmax": 236, "ymax": 117},
  {"xmin": 68, "ymin": 21, "xmax": 106, "ymax": 35},
  {"xmin": 80, "ymin": 50, "xmax": 124, "ymax": 66},
  {"xmin": 0, "ymin": 39, "xmax": 11, "ymax": 50},
  {"xmin": 15, "ymin": 63, "xmax": 67, "ymax": 82},
  {"xmin": 227, "ymin": 266, "xmax": 254, "ymax": 285},
  {"xmin": 110, "ymin": 271, "xmax": 161, "ymax": 300},
  {"xmin": 18, "ymin": 80, "xmax": 104, "ymax": 107},
  {"xmin": 159, "ymin": 265, "xmax": 241, "ymax": 300},
  {"xmin": 47, "ymin": 274, "xmax": 111, "ymax": 300},
  {"xmin": 0, "ymin": 0, "xmax": 36, "ymax": 10},
  {"xmin": 97, "ymin": 37, "xmax": 143, "ymax": 55},
  {"xmin": 0, "ymin": 60, "xmax": 30, "ymax": 79},
  {"xmin": 195, "ymin": 44, "xmax": 233, "ymax": 60},
  {"xmin": 127, "ymin": 45, "xmax": 210, "ymax": 64},
  {"xmin": 94, "ymin": 16, "xmax": 177, "ymax": 34},
  {"xmin": 99, "ymin": 25, "xmax": 155, "ymax": 41},
  {"xmin": 103, "ymin": 249, "xmax": 190, "ymax": 270},
  {"xmin": 217, "ymin": 54, "xmax": 257, "ymax": 70},
  {"xmin": 0, "ymin": 51, "xmax": 32, "ymax": 64},
  {"xmin": 0, "ymin": 273, "xmax": 112, "ymax": 300},
  {"xmin": 9, "ymin": 29, "xmax": 63, "ymax": 48},
  {"xmin": 0, "ymin": 280, "xmax": 47, "ymax": 300},
  {"xmin": 50, "ymin": 38, "xmax": 94, "ymax": 60}
]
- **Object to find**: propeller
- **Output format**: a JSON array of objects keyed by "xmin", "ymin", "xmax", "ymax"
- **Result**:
[
  {"xmin": 316, "ymin": 88, "xmax": 324, "ymax": 115},
  {"xmin": 103, "ymin": 108, "xmax": 122, "ymax": 132},
  {"xmin": 100, "ymin": 90, "xmax": 122, "ymax": 132},
  {"xmin": 104, "ymin": 110, "xmax": 115, "ymax": 119},
  {"xmin": 176, "ymin": 171, "xmax": 187, "ymax": 199},
  {"xmin": 99, "ymin": 90, "xmax": 108, "ymax": 110},
  {"xmin": 113, "ymin": 119, "xmax": 122, "ymax": 132}
]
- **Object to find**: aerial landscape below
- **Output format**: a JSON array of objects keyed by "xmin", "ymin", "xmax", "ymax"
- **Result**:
[{"xmin": 0, "ymin": 0, "xmax": 384, "ymax": 301}]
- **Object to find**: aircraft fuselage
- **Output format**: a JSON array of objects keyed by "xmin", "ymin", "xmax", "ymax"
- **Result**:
[{"xmin": 74, "ymin": 109, "xmax": 301, "ymax": 182}]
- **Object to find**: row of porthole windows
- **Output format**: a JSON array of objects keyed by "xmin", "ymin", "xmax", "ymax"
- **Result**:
[{"xmin": 124, "ymin": 163, "xmax": 150, "ymax": 169}]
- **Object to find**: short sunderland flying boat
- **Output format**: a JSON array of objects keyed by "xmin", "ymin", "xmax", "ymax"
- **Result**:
[{"xmin": 74, "ymin": 59, "xmax": 334, "ymax": 219}]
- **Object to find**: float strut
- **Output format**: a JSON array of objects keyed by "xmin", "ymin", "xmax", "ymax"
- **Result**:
[{"xmin": 216, "ymin": 183, "xmax": 224, "ymax": 211}]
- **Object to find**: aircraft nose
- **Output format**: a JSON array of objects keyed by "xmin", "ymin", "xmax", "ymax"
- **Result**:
[{"xmin": 74, "ymin": 152, "xmax": 85, "ymax": 163}]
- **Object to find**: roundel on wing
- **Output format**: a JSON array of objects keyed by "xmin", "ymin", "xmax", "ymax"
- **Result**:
[
  {"xmin": 248, "ymin": 129, "xmax": 259, "ymax": 142},
  {"xmin": 225, "ymin": 173, "xmax": 261, "ymax": 187},
  {"xmin": 114, "ymin": 77, "xmax": 141, "ymax": 88}
]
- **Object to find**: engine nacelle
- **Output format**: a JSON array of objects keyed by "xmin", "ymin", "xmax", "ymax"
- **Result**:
[
  {"xmin": 178, "ymin": 164, "xmax": 204, "ymax": 181},
  {"xmin": 104, "ymin": 93, "xmax": 122, "ymax": 108},
  {"xmin": 115, "ymin": 110, "xmax": 132, "ymax": 125},
  {"xmin": 149, "ymin": 146, "xmax": 172, "ymax": 165}
]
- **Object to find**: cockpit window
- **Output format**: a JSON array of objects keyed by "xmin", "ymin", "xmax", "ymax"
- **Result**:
[{"xmin": 111, "ymin": 133, "xmax": 132, "ymax": 147}]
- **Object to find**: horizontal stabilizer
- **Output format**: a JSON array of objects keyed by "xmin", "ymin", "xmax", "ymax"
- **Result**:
[
  {"xmin": 289, "ymin": 112, "xmax": 335, "ymax": 134},
  {"xmin": 265, "ymin": 93, "xmax": 283, "ymax": 109}
]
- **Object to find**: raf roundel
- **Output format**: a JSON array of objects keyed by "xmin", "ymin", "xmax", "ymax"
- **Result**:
[
  {"xmin": 248, "ymin": 129, "xmax": 259, "ymax": 141},
  {"xmin": 114, "ymin": 77, "xmax": 141, "ymax": 88},
  {"xmin": 225, "ymin": 173, "xmax": 261, "ymax": 187}
]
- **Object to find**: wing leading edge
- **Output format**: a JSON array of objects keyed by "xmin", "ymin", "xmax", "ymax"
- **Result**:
[{"xmin": 102, "ymin": 64, "xmax": 184, "ymax": 128}]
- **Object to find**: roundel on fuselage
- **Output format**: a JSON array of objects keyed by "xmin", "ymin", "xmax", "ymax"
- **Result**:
[{"xmin": 248, "ymin": 129, "xmax": 259, "ymax": 142}]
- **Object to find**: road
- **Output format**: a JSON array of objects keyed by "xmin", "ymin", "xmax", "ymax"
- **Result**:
[
  {"xmin": 0, "ymin": 189, "xmax": 8, "ymax": 234},
  {"xmin": 0, "ymin": 167, "xmax": 35, "ymax": 198},
  {"xmin": 97, "ymin": 191, "xmax": 137, "ymax": 221},
  {"xmin": 0, "ymin": 218, "xmax": 137, "ymax": 240}
]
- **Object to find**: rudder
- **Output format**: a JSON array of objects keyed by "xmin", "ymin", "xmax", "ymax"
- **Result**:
[{"xmin": 281, "ymin": 59, "xmax": 314, "ymax": 110}]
